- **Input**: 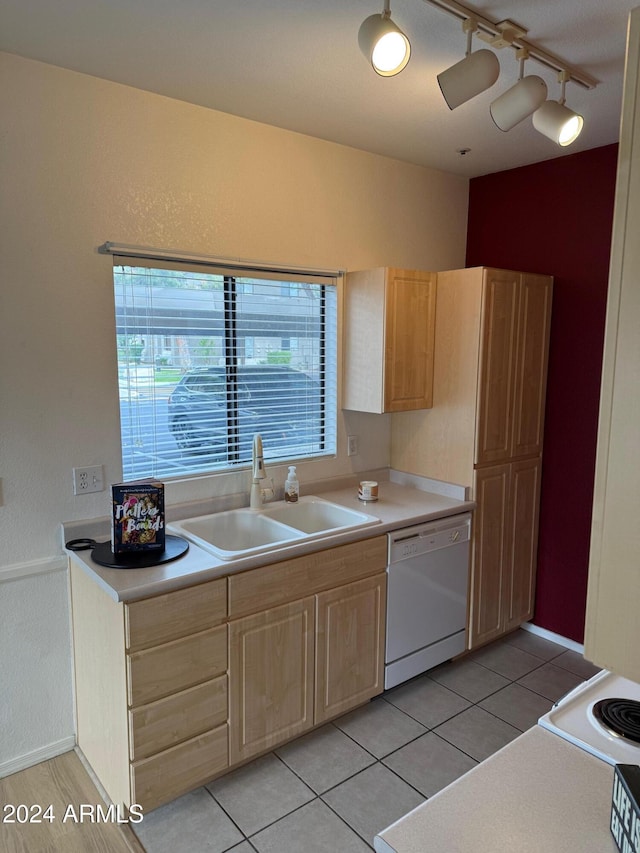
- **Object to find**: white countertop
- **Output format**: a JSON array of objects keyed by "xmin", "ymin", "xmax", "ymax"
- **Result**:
[
  {"xmin": 374, "ymin": 725, "xmax": 619, "ymax": 853},
  {"xmin": 64, "ymin": 477, "xmax": 474, "ymax": 603}
]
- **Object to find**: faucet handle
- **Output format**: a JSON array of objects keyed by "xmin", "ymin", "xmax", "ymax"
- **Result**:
[{"xmin": 252, "ymin": 434, "xmax": 265, "ymax": 479}]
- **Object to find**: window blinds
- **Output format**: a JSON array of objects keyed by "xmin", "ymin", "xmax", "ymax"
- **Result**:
[{"xmin": 113, "ymin": 257, "xmax": 338, "ymax": 480}]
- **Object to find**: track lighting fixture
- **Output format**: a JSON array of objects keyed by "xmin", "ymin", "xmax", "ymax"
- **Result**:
[
  {"xmin": 533, "ymin": 71, "xmax": 584, "ymax": 146},
  {"xmin": 437, "ymin": 19, "xmax": 500, "ymax": 110},
  {"xmin": 490, "ymin": 49, "xmax": 547, "ymax": 131},
  {"xmin": 358, "ymin": 0, "xmax": 411, "ymax": 77},
  {"xmin": 356, "ymin": 1, "xmax": 596, "ymax": 146}
]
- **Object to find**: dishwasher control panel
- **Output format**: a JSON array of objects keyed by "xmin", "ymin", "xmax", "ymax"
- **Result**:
[{"xmin": 388, "ymin": 512, "xmax": 471, "ymax": 562}]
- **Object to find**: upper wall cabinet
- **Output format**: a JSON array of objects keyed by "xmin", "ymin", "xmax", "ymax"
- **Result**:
[
  {"xmin": 343, "ymin": 267, "xmax": 436, "ymax": 413},
  {"xmin": 475, "ymin": 269, "xmax": 553, "ymax": 466}
]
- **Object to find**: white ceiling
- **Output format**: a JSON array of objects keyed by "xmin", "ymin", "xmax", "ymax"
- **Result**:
[{"xmin": 0, "ymin": 0, "xmax": 636, "ymax": 177}]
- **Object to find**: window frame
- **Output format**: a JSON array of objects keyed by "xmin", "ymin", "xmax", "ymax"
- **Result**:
[{"xmin": 106, "ymin": 244, "xmax": 341, "ymax": 482}]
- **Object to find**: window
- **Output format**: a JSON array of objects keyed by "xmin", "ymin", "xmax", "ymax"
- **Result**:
[{"xmin": 113, "ymin": 255, "xmax": 338, "ymax": 481}]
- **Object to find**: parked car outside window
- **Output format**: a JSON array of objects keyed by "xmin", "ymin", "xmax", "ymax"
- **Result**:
[{"xmin": 168, "ymin": 365, "xmax": 322, "ymax": 459}]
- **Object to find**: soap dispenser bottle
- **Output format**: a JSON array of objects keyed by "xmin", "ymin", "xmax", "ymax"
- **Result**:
[{"xmin": 285, "ymin": 466, "xmax": 299, "ymax": 502}]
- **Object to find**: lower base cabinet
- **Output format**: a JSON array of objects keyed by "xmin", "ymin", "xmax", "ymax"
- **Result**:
[
  {"xmin": 469, "ymin": 458, "xmax": 542, "ymax": 649},
  {"xmin": 70, "ymin": 535, "xmax": 387, "ymax": 814},
  {"xmin": 229, "ymin": 573, "xmax": 388, "ymax": 765}
]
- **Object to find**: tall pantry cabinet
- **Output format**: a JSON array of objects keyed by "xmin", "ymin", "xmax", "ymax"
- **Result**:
[{"xmin": 392, "ymin": 267, "xmax": 553, "ymax": 649}]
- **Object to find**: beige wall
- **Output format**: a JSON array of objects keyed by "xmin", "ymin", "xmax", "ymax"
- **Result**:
[{"xmin": 0, "ymin": 51, "xmax": 468, "ymax": 771}]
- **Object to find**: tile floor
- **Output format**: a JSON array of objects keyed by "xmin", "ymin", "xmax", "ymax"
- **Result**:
[{"xmin": 132, "ymin": 629, "xmax": 600, "ymax": 853}]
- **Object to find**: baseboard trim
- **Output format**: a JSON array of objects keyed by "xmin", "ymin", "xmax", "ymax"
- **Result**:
[
  {"xmin": 0, "ymin": 736, "xmax": 76, "ymax": 779},
  {"xmin": 0, "ymin": 555, "xmax": 67, "ymax": 584},
  {"xmin": 521, "ymin": 622, "xmax": 585, "ymax": 655}
]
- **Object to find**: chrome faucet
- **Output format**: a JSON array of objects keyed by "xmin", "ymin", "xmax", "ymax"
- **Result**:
[{"xmin": 250, "ymin": 433, "xmax": 271, "ymax": 508}]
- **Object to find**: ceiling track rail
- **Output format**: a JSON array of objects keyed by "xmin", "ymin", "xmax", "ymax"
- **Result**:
[{"xmin": 420, "ymin": 0, "xmax": 599, "ymax": 90}]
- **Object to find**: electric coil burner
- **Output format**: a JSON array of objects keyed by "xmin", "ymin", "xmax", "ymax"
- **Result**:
[
  {"xmin": 539, "ymin": 669, "xmax": 640, "ymax": 765},
  {"xmin": 592, "ymin": 698, "xmax": 640, "ymax": 744}
]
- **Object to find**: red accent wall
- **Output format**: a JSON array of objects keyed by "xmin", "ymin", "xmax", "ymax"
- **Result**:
[{"xmin": 466, "ymin": 144, "xmax": 618, "ymax": 643}]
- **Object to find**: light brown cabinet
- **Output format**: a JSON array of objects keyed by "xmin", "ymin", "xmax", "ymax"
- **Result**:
[
  {"xmin": 476, "ymin": 270, "xmax": 553, "ymax": 465},
  {"xmin": 343, "ymin": 267, "xmax": 436, "ymax": 413},
  {"xmin": 585, "ymin": 9, "xmax": 640, "ymax": 681},
  {"xmin": 70, "ymin": 535, "xmax": 387, "ymax": 813},
  {"xmin": 392, "ymin": 267, "xmax": 552, "ymax": 649},
  {"xmin": 227, "ymin": 538, "xmax": 387, "ymax": 765},
  {"xmin": 471, "ymin": 457, "xmax": 542, "ymax": 647},
  {"xmin": 315, "ymin": 574, "xmax": 386, "ymax": 724},
  {"xmin": 470, "ymin": 463, "xmax": 510, "ymax": 647},
  {"xmin": 228, "ymin": 570, "xmax": 387, "ymax": 764},
  {"xmin": 70, "ymin": 567, "xmax": 229, "ymax": 813},
  {"xmin": 125, "ymin": 584, "xmax": 230, "ymax": 810},
  {"xmin": 507, "ymin": 458, "xmax": 543, "ymax": 633},
  {"xmin": 228, "ymin": 597, "xmax": 315, "ymax": 765}
]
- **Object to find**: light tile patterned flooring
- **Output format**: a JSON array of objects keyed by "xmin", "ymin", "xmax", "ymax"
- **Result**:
[{"xmin": 133, "ymin": 629, "xmax": 600, "ymax": 853}]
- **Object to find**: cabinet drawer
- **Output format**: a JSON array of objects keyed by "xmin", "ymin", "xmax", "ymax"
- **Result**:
[
  {"xmin": 131, "ymin": 724, "xmax": 228, "ymax": 813},
  {"xmin": 228, "ymin": 536, "xmax": 387, "ymax": 619},
  {"xmin": 127, "ymin": 625, "xmax": 227, "ymax": 707},
  {"xmin": 125, "ymin": 577, "xmax": 227, "ymax": 652},
  {"xmin": 129, "ymin": 675, "xmax": 228, "ymax": 761}
]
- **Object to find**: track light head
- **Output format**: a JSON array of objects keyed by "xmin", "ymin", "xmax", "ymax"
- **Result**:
[
  {"xmin": 533, "ymin": 100, "xmax": 583, "ymax": 145},
  {"xmin": 490, "ymin": 51, "xmax": 547, "ymax": 131},
  {"xmin": 533, "ymin": 72, "xmax": 584, "ymax": 146},
  {"xmin": 490, "ymin": 75, "xmax": 548, "ymax": 130},
  {"xmin": 438, "ymin": 49, "xmax": 500, "ymax": 110},
  {"xmin": 358, "ymin": 3, "xmax": 411, "ymax": 77},
  {"xmin": 437, "ymin": 19, "xmax": 499, "ymax": 110}
]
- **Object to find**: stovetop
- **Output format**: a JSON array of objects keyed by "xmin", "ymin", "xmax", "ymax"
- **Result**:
[
  {"xmin": 592, "ymin": 697, "xmax": 640, "ymax": 744},
  {"xmin": 538, "ymin": 669, "xmax": 640, "ymax": 765}
]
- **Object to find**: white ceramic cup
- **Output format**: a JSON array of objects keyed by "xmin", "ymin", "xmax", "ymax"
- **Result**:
[{"xmin": 358, "ymin": 481, "xmax": 379, "ymax": 502}]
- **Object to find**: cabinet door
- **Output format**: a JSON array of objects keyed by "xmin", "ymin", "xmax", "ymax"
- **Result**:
[
  {"xmin": 504, "ymin": 458, "xmax": 542, "ymax": 633},
  {"xmin": 228, "ymin": 597, "xmax": 315, "ymax": 765},
  {"xmin": 511, "ymin": 275, "xmax": 553, "ymax": 459},
  {"xmin": 384, "ymin": 270, "xmax": 436, "ymax": 412},
  {"xmin": 468, "ymin": 464, "xmax": 511, "ymax": 649},
  {"xmin": 315, "ymin": 574, "xmax": 386, "ymax": 724},
  {"xmin": 475, "ymin": 270, "xmax": 519, "ymax": 465},
  {"xmin": 131, "ymin": 725, "xmax": 228, "ymax": 813}
]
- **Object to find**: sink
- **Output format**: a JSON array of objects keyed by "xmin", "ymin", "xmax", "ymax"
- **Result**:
[
  {"xmin": 167, "ymin": 496, "xmax": 380, "ymax": 561},
  {"xmin": 262, "ymin": 497, "xmax": 376, "ymax": 534},
  {"xmin": 168, "ymin": 509, "xmax": 305, "ymax": 561}
]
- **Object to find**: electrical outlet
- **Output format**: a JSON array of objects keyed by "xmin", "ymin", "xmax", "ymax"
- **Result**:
[
  {"xmin": 73, "ymin": 465, "xmax": 104, "ymax": 495},
  {"xmin": 347, "ymin": 434, "xmax": 359, "ymax": 456}
]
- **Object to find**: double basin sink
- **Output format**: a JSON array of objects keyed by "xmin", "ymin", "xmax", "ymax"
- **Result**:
[{"xmin": 167, "ymin": 495, "xmax": 381, "ymax": 561}]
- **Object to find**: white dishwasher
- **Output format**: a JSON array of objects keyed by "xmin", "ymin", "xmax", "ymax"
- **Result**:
[{"xmin": 385, "ymin": 512, "xmax": 471, "ymax": 689}]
